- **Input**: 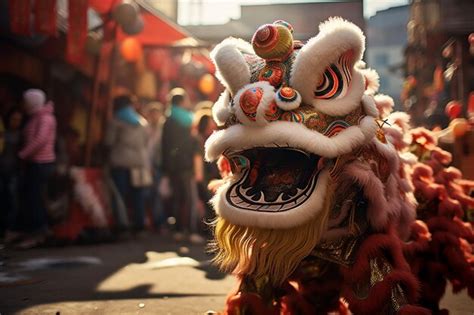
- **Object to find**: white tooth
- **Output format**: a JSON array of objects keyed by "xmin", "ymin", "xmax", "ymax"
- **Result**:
[
  {"xmin": 296, "ymin": 188, "xmax": 304, "ymax": 195},
  {"xmin": 275, "ymin": 193, "xmax": 285, "ymax": 203},
  {"xmin": 257, "ymin": 193, "xmax": 266, "ymax": 203}
]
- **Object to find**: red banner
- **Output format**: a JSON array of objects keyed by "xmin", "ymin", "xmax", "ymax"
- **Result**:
[
  {"xmin": 34, "ymin": 0, "xmax": 57, "ymax": 36},
  {"xmin": 66, "ymin": 0, "xmax": 88, "ymax": 64},
  {"xmin": 8, "ymin": 0, "xmax": 32, "ymax": 36}
]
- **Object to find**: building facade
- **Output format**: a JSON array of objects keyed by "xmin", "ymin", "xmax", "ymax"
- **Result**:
[
  {"xmin": 184, "ymin": 1, "xmax": 364, "ymax": 44},
  {"xmin": 366, "ymin": 5, "xmax": 409, "ymax": 108}
]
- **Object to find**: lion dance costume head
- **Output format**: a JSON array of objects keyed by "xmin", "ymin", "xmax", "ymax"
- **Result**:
[{"xmin": 205, "ymin": 18, "xmax": 431, "ymax": 314}]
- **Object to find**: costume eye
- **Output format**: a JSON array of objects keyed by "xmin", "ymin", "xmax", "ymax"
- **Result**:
[{"xmin": 314, "ymin": 53, "xmax": 352, "ymax": 100}]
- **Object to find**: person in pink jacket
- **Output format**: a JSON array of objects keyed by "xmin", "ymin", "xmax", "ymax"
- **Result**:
[{"xmin": 16, "ymin": 89, "xmax": 56, "ymax": 248}]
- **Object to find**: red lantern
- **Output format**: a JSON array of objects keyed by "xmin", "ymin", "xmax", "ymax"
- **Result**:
[
  {"xmin": 468, "ymin": 92, "xmax": 474, "ymax": 115},
  {"xmin": 147, "ymin": 49, "xmax": 166, "ymax": 72},
  {"xmin": 120, "ymin": 37, "xmax": 142, "ymax": 62},
  {"xmin": 445, "ymin": 100, "xmax": 462, "ymax": 119},
  {"xmin": 199, "ymin": 73, "xmax": 215, "ymax": 95},
  {"xmin": 469, "ymin": 33, "xmax": 474, "ymax": 44}
]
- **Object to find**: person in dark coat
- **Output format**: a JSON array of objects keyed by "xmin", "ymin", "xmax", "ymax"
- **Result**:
[{"xmin": 161, "ymin": 88, "xmax": 199, "ymax": 241}]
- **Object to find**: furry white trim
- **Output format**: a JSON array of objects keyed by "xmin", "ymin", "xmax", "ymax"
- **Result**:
[
  {"xmin": 386, "ymin": 111, "xmax": 411, "ymax": 132},
  {"xmin": 205, "ymin": 116, "xmax": 377, "ymax": 161},
  {"xmin": 311, "ymin": 70, "xmax": 365, "ymax": 116},
  {"xmin": 369, "ymin": 139, "xmax": 417, "ymax": 235},
  {"xmin": 233, "ymin": 81, "xmax": 276, "ymax": 126},
  {"xmin": 355, "ymin": 60, "xmax": 366, "ymax": 69},
  {"xmin": 343, "ymin": 161, "xmax": 389, "ymax": 230},
  {"xmin": 400, "ymin": 152, "xmax": 418, "ymax": 165},
  {"xmin": 371, "ymin": 138, "xmax": 399, "ymax": 177},
  {"xmin": 361, "ymin": 68, "xmax": 380, "ymax": 95},
  {"xmin": 211, "ymin": 38, "xmax": 253, "ymax": 96},
  {"xmin": 212, "ymin": 90, "xmax": 231, "ymax": 126},
  {"xmin": 275, "ymin": 87, "xmax": 302, "ymax": 111},
  {"xmin": 361, "ymin": 94, "xmax": 379, "ymax": 118},
  {"xmin": 290, "ymin": 17, "xmax": 365, "ymax": 110},
  {"xmin": 211, "ymin": 169, "xmax": 330, "ymax": 228},
  {"xmin": 373, "ymin": 94, "xmax": 394, "ymax": 118}
]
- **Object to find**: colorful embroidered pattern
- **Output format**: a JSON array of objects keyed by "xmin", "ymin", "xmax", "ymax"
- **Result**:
[
  {"xmin": 314, "ymin": 53, "xmax": 352, "ymax": 100},
  {"xmin": 265, "ymin": 101, "xmax": 283, "ymax": 121},
  {"xmin": 240, "ymin": 87, "xmax": 263, "ymax": 121},
  {"xmin": 258, "ymin": 63, "xmax": 285, "ymax": 87}
]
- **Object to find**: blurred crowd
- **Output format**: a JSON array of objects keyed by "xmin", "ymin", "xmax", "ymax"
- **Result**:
[{"xmin": 0, "ymin": 87, "xmax": 223, "ymax": 248}]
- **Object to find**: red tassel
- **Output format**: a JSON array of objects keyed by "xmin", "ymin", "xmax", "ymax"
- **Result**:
[
  {"xmin": 8, "ymin": 0, "xmax": 32, "ymax": 36},
  {"xmin": 34, "ymin": 0, "xmax": 57, "ymax": 36},
  {"xmin": 66, "ymin": 0, "xmax": 88, "ymax": 64}
]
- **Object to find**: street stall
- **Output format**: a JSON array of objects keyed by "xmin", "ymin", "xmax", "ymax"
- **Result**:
[{"xmin": 1, "ymin": 0, "xmax": 217, "ymax": 242}]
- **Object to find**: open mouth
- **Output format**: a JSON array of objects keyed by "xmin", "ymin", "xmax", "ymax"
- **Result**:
[{"xmin": 225, "ymin": 147, "xmax": 322, "ymax": 212}]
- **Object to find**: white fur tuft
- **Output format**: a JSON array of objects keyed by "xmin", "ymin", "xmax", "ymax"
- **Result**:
[
  {"xmin": 387, "ymin": 111, "xmax": 411, "ymax": 132},
  {"xmin": 361, "ymin": 94, "xmax": 379, "ymax": 118},
  {"xmin": 205, "ymin": 116, "xmax": 377, "ymax": 161},
  {"xmin": 290, "ymin": 17, "xmax": 365, "ymax": 112},
  {"xmin": 361, "ymin": 68, "xmax": 380, "ymax": 95},
  {"xmin": 212, "ymin": 90, "xmax": 231, "ymax": 126},
  {"xmin": 211, "ymin": 38, "xmax": 253, "ymax": 95},
  {"xmin": 373, "ymin": 94, "xmax": 395, "ymax": 118}
]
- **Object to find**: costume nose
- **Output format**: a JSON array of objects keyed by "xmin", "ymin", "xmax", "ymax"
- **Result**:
[
  {"xmin": 275, "ymin": 86, "xmax": 301, "ymax": 111},
  {"xmin": 236, "ymin": 84, "xmax": 302, "ymax": 125}
]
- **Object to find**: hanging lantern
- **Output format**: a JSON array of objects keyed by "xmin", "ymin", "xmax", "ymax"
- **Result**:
[
  {"xmin": 120, "ymin": 37, "xmax": 142, "ymax": 62},
  {"xmin": 469, "ymin": 33, "xmax": 474, "ymax": 44},
  {"xmin": 121, "ymin": 14, "xmax": 144, "ymax": 35},
  {"xmin": 450, "ymin": 118, "xmax": 469, "ymax": 138},
  {"xmin": 199, "ymin": 73, "xmax": 215, "ymax": 95},
  {"xmin": 467, "ymin": 92, "xmax": 474, "ymax": 116},
  {"xmin": 112, "ymin": 0, "xmax": 139, "ymax": 27},
  {"xmin": 147, "ymin": 49, "xmax": 166, "ymax": 72},
  {"xmin": 445, "ymin": 100, "xmax": 462, "ymax": 119}
]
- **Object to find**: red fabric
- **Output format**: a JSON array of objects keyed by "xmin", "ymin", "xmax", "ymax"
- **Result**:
[
  {"xmin": 34, "ymin": 0, "xmax": 57, "ymax": 36},
  {"xmin": 66, "ymin": 0, "xmax": 88, "ymax": 64},
  {"xmin": 117, "ymin": 13, "xmax": 187, "ymax": 46},
  {"xmin": 339, "ymin": 229, "xmax": 427, "ymax": 314},
  {"xmin": 226, "ymin": 292, "xmax": 278, "ymax": 315},
  {"xmin": 89, "ymin": 0, "xmax": 117, "ymax": 14},
  {"xmin": 53, "ymin": 202, "xmax": 90, "ymax": 240},
  {"xmin": 53, "ymin": 168, "xmax": 112, "ymax": 240},
  {"xmin": 8, "ymin": 0, "xmax": 31, "ymax": 36}
]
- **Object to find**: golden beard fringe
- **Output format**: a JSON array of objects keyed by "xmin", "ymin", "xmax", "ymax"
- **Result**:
[{"xmin": 209, "ymin": 183, "xmax": 334, "ymax": 286}]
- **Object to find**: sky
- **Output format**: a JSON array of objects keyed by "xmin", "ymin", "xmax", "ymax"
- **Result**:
[{"xmin": 178, "ymin": 0, "xmax": 410, "ymax": 25}]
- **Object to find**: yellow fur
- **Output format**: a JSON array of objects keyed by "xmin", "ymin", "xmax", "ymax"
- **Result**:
[{"xmin": 210, "ymin": 183, "xmax": 334, "ymax": 285}]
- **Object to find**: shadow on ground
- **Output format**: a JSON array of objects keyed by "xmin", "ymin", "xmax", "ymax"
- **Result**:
[{"xmin": 0, "ymin": 234, "xmax": 231, "ymax": 314}]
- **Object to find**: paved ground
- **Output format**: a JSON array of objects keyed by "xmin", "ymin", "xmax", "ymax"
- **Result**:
[
  {"xmin": 0, "ymin": 234, "xmax": 234, "ymax": 315},
  {"xmin": 0, "ymin": 234, "xmax": 472, "ymax": 315}
]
